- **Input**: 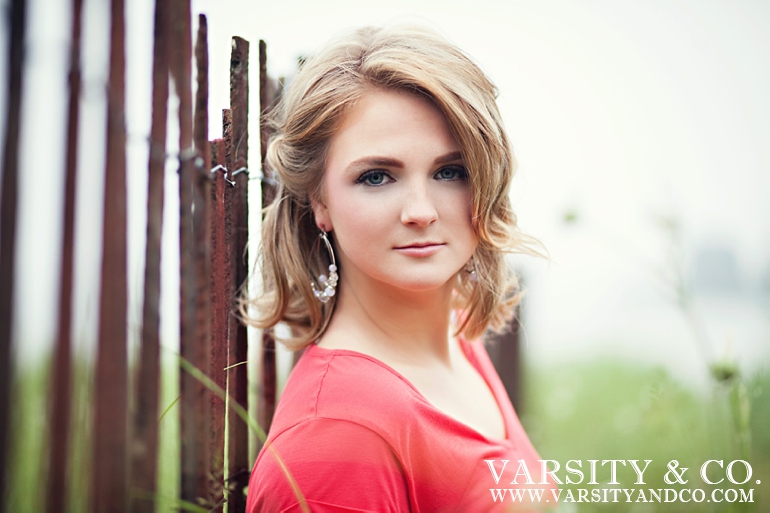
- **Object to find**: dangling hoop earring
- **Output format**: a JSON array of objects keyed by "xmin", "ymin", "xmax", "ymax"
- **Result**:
[
  {"xmin": 464, "ymin": 258, "xmax": 478, "ymax": 282},
  {"xmin": 311, "ymin": 230, "xmax": 338, "ymax": 303}
]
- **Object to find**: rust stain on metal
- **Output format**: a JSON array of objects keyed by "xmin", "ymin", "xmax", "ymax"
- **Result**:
[{"xmin": 223, "ymin": 109, "xmax": 232, "ymax": 175}]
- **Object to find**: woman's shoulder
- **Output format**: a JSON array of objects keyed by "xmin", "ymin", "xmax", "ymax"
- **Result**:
[
  {"xmin": 267, "ymin": 343, "xmax": 430, "ymax": 441},
  {"xmin": 248, "ymin": 339, "xmax": 553, "ymax": 512},
  {"xmin": 248, "ymin": 415, "xmax": 410, "ymax": 513},
  {"xmin": 248, "ymin": 346, "xmax": 417, "ymax": 512}
]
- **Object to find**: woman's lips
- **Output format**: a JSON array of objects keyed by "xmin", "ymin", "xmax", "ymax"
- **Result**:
[{"xmin": 393, "ymin": 243, "xmax": 445, "ymax": 257}]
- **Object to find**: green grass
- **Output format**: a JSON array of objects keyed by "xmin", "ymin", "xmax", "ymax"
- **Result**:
[
  {"xmin": 5, "ymin": 355, "xmax": 182, "ymax": 512},
  {"xmin": 521, "ymin": 360, "xmax": 770, "ymax": 512},
  {"xmin": 6, "ymin": 360, "xmax": 48, "ymax": 512},
  {"xmin": 5, "ymin": 355, "xmax": 768, "ymax": 512}
]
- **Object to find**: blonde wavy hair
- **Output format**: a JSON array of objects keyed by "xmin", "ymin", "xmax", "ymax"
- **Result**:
[{"xmin": 242, "ymin": 25, "xmax": 542, "ymax": 350}]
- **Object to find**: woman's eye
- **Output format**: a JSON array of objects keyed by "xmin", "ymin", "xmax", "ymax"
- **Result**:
[
  {"xmin": 357, "ymin": 170, "xmax": 391, "ymax": 186},
  {"xmin": 435, "ymin": 165, "xmax": 467, "ymax": 181}
]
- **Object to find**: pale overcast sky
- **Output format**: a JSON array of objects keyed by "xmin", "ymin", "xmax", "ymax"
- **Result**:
[{"xmin": 4, "ymin": 0, "xmax": 769, "ymax": 383}]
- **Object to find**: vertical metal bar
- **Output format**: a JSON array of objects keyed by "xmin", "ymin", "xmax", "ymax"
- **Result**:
[
  {"xmin": 169, "ymin": 0, "xmax": 202, "ymax": 506},
  {"xmin": 208, "ymin": 137, "xmax": 228, "ymax": 512},
  {"xmin": 221, "ymin": 109, "xmax": 234, "ymax": 492},
  {"xmin": 227, "ymin": 36, "xmax": 250, "ymax": 513},
  {"xmin": 129, "ymin": 0, "xmax": 169, "ymax": 510},
  {"xmin": 92, "ymin": 0, "xmax": 128, "ymax": 511},
  {"xmin": 46, "ymin": 0, "xmax": 83, "ymax": 510},
  {"xmin": 257, "ymin": 39, "xmax": 278, "ymax": 446},
  {"xmin": 257, "ymin": 330, "xmax": 276, "ymax": 440},
  {"xmin": 489, "ymin": 308, "xmax": 522, "ymax": 413},
  {"xmin": 0, "ymin": 0, "xmax": 26, "ymax": 506},
  {"xmin": 192, "ymin": 12, "xmax": 212, "ymax": 507},
  {"xmin": 258, "ymin": 40, "xmax": 269, "ymax": 165}
]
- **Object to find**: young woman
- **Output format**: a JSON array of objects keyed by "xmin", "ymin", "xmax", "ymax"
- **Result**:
[{"xmin": 244, "ymin": 25, "xmax": 553, "ymax": 512}]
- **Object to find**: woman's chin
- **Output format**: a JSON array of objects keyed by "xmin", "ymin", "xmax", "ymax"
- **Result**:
[{"xmin": 377, "ymin": 274, "xmax": 459, "ymax": 295}]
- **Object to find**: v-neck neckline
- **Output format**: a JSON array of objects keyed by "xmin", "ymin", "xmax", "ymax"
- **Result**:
[{"xmin": 307, "ymin": 338, "xmax": 512, "ymax": 445}]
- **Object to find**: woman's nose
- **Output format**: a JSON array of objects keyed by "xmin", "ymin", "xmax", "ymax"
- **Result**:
[{"xmin": 400, "ymin": 182, "xmax": 438, "ymax": 227}]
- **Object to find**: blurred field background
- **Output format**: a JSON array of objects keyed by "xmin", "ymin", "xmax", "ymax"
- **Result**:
[{"xmin": 2, "ymin": 0, "xmax": 769, "ymax": 511}]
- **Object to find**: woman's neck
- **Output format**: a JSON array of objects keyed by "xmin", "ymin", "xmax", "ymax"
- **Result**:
[{"xmin": 318, "ymin": 271, "xmax": 460, "ymax": 368}]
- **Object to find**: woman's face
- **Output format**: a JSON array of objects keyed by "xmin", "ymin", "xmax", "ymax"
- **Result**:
[{"xmin": 313, "ymin": 88, "xmax": 477, "ymax": 295}]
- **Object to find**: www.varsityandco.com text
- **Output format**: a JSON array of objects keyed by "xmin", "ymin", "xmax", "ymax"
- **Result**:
[{"xmin": 485, "ymin": 459, "xmax": 759, "ymax": 505}]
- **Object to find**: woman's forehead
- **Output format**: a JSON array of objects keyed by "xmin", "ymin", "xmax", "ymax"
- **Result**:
[{"xmin": 325, "ymin": 89, "xmax": 461, "ymax": 170}]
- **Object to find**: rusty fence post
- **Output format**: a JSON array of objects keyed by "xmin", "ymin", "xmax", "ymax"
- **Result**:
[
  {"xmin": 129, "ymin": 0, "xmax": 170, "ymax": 510},
  {"xmin": 0, "ymin": 0, "xmax": 27, "ymax": 507},
  {"xmin": 208, "ymin": 136, "xmax": 230, "ymax": 511},
  {"xmin": 92, "ymin": 0, "xmax": 129, "ymax": 511},
  {"xmin": 227, "ymin": 36, "xmax": 250, "ymax": 513},
  {"xmin": 488, "ymin": 305, "xmax": 523, "ymax": 414},
  {"xmin": 257, "ymin": 39, "xmax": 278, "ymax": 450},
  {"xmin": 169, "ymin": 0, "xmax": 205, "ymax": 506},
  {"xmin": 46, "ymin": 0, "xmax": 83, "ymax": 511},
  {"xmin": 191, "ymin": 12, "xmax": 213, "ymax": 508}
]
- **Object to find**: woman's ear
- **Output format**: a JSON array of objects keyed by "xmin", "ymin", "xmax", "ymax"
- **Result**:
[{"xmin": 311, "ymin": 197, "xmax": 333, "ymax": 232}]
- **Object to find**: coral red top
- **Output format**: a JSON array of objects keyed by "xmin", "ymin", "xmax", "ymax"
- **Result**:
[{"xmin": 246, "ymin": 339, "xmax": 553, "ymax": 512}]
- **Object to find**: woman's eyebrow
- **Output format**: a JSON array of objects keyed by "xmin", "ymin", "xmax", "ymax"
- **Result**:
[
  {"xmin": 346, "ymin": 156, "xmax": 405, "ymax": 171},
  {"xmin": 345, "ymin": 151, "xmax": 463, "ymax": 172},
  {"xmin": 433, "ymin": 151, "xmax": 463, "ymax": 165}
]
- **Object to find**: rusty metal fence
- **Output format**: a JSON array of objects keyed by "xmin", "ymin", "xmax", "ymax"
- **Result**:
[
  {"xmin": 0, "ymin": 0, "xmax": 282, "ymax": 511},
  {"xmin": 0, "ymin": 1, "xmax": 522, "ymax": 511}
]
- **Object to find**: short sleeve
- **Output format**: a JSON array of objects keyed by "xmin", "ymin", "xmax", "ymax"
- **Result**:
[{"xmin": 246, "ymin": 417, "xmax": 410, "ymax": 513}]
